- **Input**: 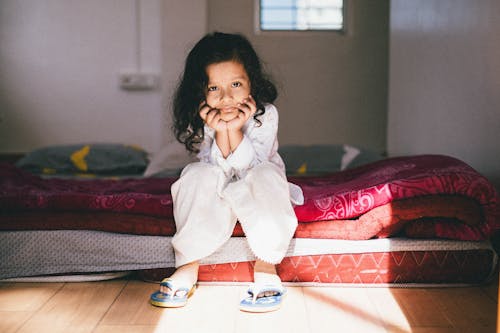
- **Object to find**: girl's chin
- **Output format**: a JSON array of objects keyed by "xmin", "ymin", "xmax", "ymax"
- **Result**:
[{"xmin": 220, "ymin": 113, "xmax": 238, "ymax": 122}]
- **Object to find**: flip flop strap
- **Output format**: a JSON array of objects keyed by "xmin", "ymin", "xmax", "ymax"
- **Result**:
[
  {"xmin": 247, "ymin": 283, "xmax": 284, "ymax": 304},
  {"xmin": 160, "ymin": 280, "xmax": 190, "ymax": 299}
]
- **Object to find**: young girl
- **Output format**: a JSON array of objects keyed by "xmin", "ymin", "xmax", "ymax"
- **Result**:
[{"xmin": 149, "ymin": 32, "xmax": 303, "ymax": 312}]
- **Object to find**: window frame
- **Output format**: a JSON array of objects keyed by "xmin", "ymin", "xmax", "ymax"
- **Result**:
[{"xmin": 255, "ymin": 0, "xmax": 347, "ymax": 36}]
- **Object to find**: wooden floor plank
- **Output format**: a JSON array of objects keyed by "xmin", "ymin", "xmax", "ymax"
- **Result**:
[
  {"xmin": 409, "ymin": 328, "xmax": 473, "ymax": 333},
  {"xmin": 0, "ymin": 282, "xmax": 63, "ymax": 333},
  {"xmin": 428, "ymin": 287, "xmax": 496, "ymax": 331},
  {"xmin": 101, "ymin": 282, "xmax": 240, "ymax": 333},
  {"xmin": 100, "ymin": 281, "xmax": 163, "ymax": 325},
  {"xmin": 93, "ymin": 325, "xmax": 160, "ymax": 333},
  {"xmin": 389, "ymin": 288, "xmax": 453, "ymax": 329},
  {"xmin": 0, "ymin": 312, "xmax": 33, "ymax": 333},
  {"xmin": 235, "ymin": 286, "xmax": 310, "ymax": 333},
  {"xmin": 15, "ymin": 280, "xmax": 125, "ymax": 333},
  {"xmin": 366, "ymin": 287, "xmax": 413, "ymax": 332},
  {"xmin": 303, "ymin": 287, "xmax": 387, "ymax": 333},
  {"xmin": 0, "ymin": 282, "xmax": 63, "ymax": 311},
  {"xmin": 481, "ymin": 276, "xmax": 499, "ymax": 302},
  {"xmin": 1, "ymin": 279, "xmax": 498, "ymax": 333},
  {"xmin": 160, "ymin": 285, "xmax": 240, "ymax": 333}
]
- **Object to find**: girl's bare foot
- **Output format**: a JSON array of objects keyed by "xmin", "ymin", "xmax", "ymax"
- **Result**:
[
  {"xmin": 239, "ymin": 259, "xmax": 285, "ymax": 312},
  {"xmin": 253, "ymin": 260, "xmax": 282, "ymax": 297},
  {"xmin": 160, "ymin": 261, "xmax": 199, "ymax": 297}
]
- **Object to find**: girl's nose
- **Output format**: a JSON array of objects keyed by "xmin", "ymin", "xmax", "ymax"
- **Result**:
[{"xmin": 220, "ymin": 89, "xmax": 233, "ymax": 101}]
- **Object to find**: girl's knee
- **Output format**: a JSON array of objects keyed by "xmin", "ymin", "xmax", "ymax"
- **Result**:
[
  {"xmin": 174, "ymin": 161, "xmax": 228, "ymax": 197},
  {"xmin": 180, "ymin": 162, "xmax": 220, "ymax": 178}
]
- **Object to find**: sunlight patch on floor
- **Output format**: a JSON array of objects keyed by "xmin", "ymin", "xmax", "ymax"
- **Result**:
[{"xmin": 303, "ymin": 286, "xmax": 412, "ymax": 333}]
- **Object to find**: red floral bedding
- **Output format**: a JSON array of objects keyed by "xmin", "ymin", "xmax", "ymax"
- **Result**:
[{"xmin": 1, "ymin": 154, "xmax": 499, "ymax": 241}]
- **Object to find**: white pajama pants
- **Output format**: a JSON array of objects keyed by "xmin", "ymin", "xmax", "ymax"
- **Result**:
[{"xmin": 170, "ymin": 161, "xmax": 298, "ymax": 267}]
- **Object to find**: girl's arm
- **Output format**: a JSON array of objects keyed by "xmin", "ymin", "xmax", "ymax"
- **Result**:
[
  {"xmin": 215, "ymin": 130, "xmax": 231, "ymax": 158},
  {"xmin": 226, "ymin": 95, "xmax": 257, "ymax": 153},
  {"xmin": 199, "ymin": 98, "xmax": 278, "ymax": 177},
  {"xmin": 225, "ymin": 104, "xmax": 280, "ymax": 175},
  {"xmin": 199, "ymin": 102, "xmax": 231, "ymax": 157},
  {"xmin": 200, "ymin": 96, "xmax": 257, "ymax": 158}
]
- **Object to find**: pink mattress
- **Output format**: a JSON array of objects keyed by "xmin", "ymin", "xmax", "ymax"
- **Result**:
[{"xmin": 1, "ymin": 154, "xmax": 499, "ymax": 241}]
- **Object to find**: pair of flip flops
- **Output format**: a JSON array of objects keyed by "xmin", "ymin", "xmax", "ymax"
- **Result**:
[
  {"xmin": 149, "ymin": 278, "xmax": 196, "ymax": 308},
  {"xmin": 150, "ymin": 279, "xmax": 285, "ymax": 312},
  {"xmin": 239, "ymin": 283, "xmax": 286, "ymax": 313}
]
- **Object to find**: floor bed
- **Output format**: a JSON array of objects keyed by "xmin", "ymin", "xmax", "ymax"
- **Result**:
[{"xmin": 1, "ymin": 150, "xmax": 499, "ymax": 286}]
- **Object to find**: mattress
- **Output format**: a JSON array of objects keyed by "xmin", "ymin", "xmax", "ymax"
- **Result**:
[
  {"xmin": 2, "ymin": 154, "xmax": 499, "ymax": 242},
  {"xmin": 0, "ymin": 230, "xmax": 496, "ymax": 286},
  {"xmin": 1, "ymin": 154, "xmax": 499, "ymax": 285}
]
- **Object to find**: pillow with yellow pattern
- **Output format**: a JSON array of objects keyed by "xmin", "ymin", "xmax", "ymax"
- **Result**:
[{"xmin": 15, "ymin": 143, "xmax": 149, "ymax": 176}]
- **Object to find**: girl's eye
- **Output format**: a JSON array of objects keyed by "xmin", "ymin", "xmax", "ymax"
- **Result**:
[
  {"xmin": 207, "ymin": 86, "xmax": 218, "ymax": 92},
  {"xmin": 231, "ymin": 82, "xmax": 242, "ymax": 88}
]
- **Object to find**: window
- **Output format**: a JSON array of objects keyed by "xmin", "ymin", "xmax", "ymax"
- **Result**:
[{"xmin": 259, "ymin": 0, "xmax": 344, "ymax": 31}]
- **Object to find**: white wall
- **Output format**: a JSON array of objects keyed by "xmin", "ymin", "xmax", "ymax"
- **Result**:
[
  {"xmin": 0, "ymin": 0, "xmax": 207, "ymax": 154},
  {"xmin": 208, "ymin": 0, "xmax": 389, "ymax": 153},
  {"xmin": 0, "ymin": 0, "xmax": 163, "ymax": 153},
  {"xmin": 0, "ymin": 0, "xmax": 389, "ymax": 156},
  {"xmin": 388, "ymin": 0, "xmax": 500, "ymax": 188},
  {"xmin": 161, "ymin": 0, "xmax": 207, "ymax": 146}
]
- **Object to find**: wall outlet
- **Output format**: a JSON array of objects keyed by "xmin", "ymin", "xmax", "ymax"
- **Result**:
[{"xmin": 119, "ymin": 73, "xmax": 158, "ymax": 91}]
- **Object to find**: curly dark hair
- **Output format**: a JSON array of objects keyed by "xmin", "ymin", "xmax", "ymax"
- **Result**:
[{"xmin": 172, "ymin": 32, "xmax": 278, "ymax": 153}]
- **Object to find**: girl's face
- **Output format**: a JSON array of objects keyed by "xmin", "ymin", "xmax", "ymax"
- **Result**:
[{"xmin": 205, "ymin": 60, "xmax": 251, "ymax": 122}]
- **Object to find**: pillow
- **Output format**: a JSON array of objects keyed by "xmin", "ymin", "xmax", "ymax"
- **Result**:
[
  {"xmin": 278, "ymin": 144, "xmax": 383, "ymax": 175},
  {"xmin": 347, "ymin": 146, "xmax": 385, "ymax": 169},
  {"xmin": 279, "ymin": 144, "xmax": 344, "ymax": 175},
  {"xmin": 143, "ymin": 142, "xmax": 197, "ymax": 177},
  {"xmin": 144, "ymin": 143, "xmax": 383, "ymax": 177},
  {"xmin": 16, "ymin": 143, "xmax": 149, "ymax": 175}
]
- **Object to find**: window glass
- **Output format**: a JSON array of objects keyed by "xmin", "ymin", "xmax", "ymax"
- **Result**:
[{"xmin": 260, "ymin": 0, "xmax": 344, "ymax": 31}]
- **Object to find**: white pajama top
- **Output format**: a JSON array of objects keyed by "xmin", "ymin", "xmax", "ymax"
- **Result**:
[
  {"xmin": 197, "ymin": 104, "xmax": 303, "ymax": 205},
  {"xmin": 170, "ymin": 103, "xmax": 303, "ymax": 266}
]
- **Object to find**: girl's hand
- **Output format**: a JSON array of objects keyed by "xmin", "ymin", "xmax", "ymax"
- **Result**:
[
  {"xmin": 199, "ymin": 101, "xmax": 227, "ymax": 132},
  {"xmin": 198, "ymin": 101, "xmax": 211, "ymax": 123},
  {"xmin": 227, "ymin": 95, "xmax": 257, "ymax": 131}
]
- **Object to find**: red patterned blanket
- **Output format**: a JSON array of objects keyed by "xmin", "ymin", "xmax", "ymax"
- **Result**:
[{"xmin": 1, "ymin": 155, "xmax": 498, "ymax": 240}]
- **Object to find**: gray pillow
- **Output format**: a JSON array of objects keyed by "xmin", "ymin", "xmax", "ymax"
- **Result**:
[
  {"xmin": 278, "ymin": 144, "xmax": 382, "ymax": 175},
  {"xmin": 16, "ymin": 143, "xmax": 149, "ymax": 175}
]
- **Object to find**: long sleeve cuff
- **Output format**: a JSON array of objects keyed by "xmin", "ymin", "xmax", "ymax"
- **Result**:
[
  {"xmin": 226, "ymin": 135, "xmax": 255, "ymax": 172},
  {"xmin": 210, "ymin": 143, "xmax": 233, "ymax": 176}
]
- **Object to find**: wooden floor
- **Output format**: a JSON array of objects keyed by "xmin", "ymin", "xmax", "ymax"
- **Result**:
[{"xmin": 0, "ymin": 275, "xmax": 498, "ymax": 333}]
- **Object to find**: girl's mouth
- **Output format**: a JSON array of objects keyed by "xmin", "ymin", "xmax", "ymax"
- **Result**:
[{"xmin": 219, "ymin": 106, "xmax": 237, "ymax": 113}]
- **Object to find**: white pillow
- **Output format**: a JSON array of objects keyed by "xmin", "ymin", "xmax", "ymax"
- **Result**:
[
  {"xmin": 143, "ymin": 142, "xmax": 197, "ymax": 177},
  {"xmin": 340, "ymin": 145, "xmax": 361, "ymax": 170}
]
